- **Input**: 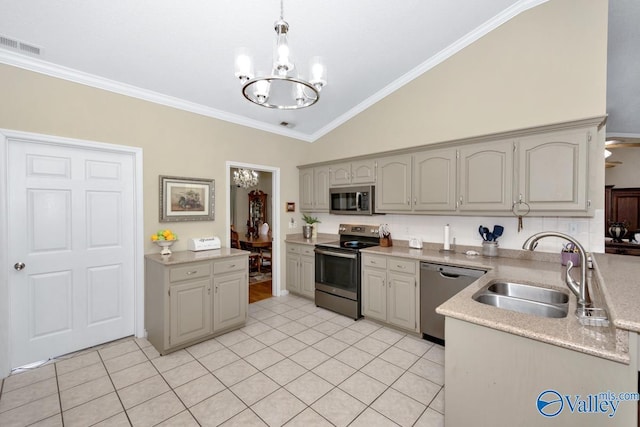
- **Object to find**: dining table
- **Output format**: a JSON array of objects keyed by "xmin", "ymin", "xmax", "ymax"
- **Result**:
[
  {"xmin": 238, "ymin": 234, "xmax": 272, "ymax": 249},
  {"xmin": 238, "ymin": 234, "xmax": 272, "ymax": 277}
]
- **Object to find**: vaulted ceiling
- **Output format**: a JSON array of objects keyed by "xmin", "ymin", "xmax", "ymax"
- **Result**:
[{"xmin": 0, "ymin": 0, "xmax": 552, "ymax": 142}]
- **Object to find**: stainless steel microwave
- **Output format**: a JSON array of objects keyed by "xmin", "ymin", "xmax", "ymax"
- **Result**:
[{"xmin": 329, "ymin": 185, "xmax": 376, "ymax": 215}]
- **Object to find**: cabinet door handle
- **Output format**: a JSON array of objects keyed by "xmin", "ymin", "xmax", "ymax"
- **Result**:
[
  {"xmin": 208, "ymin": 287, "xmax": 211, "ymax": 295},
  {"xmin": 229, "ymin": 264, "xmax": 236, "ymax": 269},
  {"xmin": 396, "ymin": 264, "xmax": 405, "ymax": 269},
  {"xmin": 186, "ymin": 270, "xmax": 198, "ymax": 275},
  {"xmin": 407, "ymin": 199, "xmax": 410, "ymax": 205}
]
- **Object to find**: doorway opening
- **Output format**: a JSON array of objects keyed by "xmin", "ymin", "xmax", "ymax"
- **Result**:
[{"xmin": 226, "ymin": 162, "xmax": 280, "ymax": 303}]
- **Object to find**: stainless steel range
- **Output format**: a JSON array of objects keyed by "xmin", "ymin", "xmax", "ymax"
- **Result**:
[{"xmin": 314, "ymin": 224, "xmax": 381, "ymax": 319}]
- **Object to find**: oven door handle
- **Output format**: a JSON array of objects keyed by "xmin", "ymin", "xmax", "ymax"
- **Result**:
[{"xmin": 314, "ymin": 249, "xmax": 358, "ymax": 259}]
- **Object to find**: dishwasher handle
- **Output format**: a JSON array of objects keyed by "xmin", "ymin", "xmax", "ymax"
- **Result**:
[
  {"xmin": 420, "ymin": 262, "xmax": 486, "ymax": 279},
  {"xmin": 439, "ymin": 271, "xmax": 461, "ymax": 279}
]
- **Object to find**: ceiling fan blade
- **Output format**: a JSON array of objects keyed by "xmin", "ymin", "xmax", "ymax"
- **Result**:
[
  {"xmin": 605, "ymin": 161, "xmax": 623, "ymax": 168},
  {"xmin": 606, "ymin": 142, "xmax": 640, "ymax": 149},
  {"xmin": 605, "ymin": 137, "xmax": 640, "ymax": 149}
]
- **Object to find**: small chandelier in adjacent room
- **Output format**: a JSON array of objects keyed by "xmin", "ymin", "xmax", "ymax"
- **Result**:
[
  {"xmin": 234, "ymin": 0, "xmax": 327, "ymax": 109},
  {"xmin": 233, "ymin": 169, "xmax": 259, "ymax": 189}
]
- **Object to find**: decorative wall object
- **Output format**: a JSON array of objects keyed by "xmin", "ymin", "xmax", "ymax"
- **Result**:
[{"xmin": 159, "ymin": 175, "xmax": 215, "ymax": 222}]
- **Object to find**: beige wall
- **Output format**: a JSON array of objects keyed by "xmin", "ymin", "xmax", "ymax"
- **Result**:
[
  {"xmin": 0, "ymin": 64, "xmax": 306, "ymax": 259},
  {"xmin": 0, "ymin": 0, "xmax": 609, "ymax": 258},
  {"xmin": 304, "ymin": 0, "xmax": 608, "ymax": 163},
  {"xmin": 605, "ymin": 147, "xmax": 640, "ymax": 188}
]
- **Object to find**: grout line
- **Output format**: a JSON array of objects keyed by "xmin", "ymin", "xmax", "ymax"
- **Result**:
[
  {"xmin": 4, "ymin": 295, "xmax": 445, "ymax": 426},
  {"xmin": 97, "ymin": 343, "xmax": 133, "ymax": 426}
]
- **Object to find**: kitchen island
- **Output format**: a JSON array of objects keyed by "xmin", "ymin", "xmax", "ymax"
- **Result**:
[{"xmin": 362, "ymin": 244, "xmax": 639, "ymax": 426}]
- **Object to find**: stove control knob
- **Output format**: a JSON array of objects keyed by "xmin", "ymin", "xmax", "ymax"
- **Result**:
[{"xmin": 371, "ymin": 229, "xmax": 377, "ymax": 234}]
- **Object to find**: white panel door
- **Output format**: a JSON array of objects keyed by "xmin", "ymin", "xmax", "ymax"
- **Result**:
[{"xmin": 8, "ymin": 140, "xmax": 136, "ymax": 367}]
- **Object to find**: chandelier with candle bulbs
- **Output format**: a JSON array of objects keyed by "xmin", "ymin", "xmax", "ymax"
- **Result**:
[
  {"xmin": 233, "ymin": 169, "xmax": 259, "ymax": 189},
  {"xmin": 234, "ymin": 0, "xmax": 327, "ymax": 109}
]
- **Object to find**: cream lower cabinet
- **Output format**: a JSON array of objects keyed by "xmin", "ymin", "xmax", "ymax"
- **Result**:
[
  {"xmin": 145, "ymin": 253, "xmax": 248, "ymax": 355},
  {"xmin": 169, "ymin": 276, "xmax": 212, "ymax": 348},
  {"xmin": 286, "ymin": 243, "xmax": 315, "ymax": 299},
  {"xmin": 212, "ymin": 258, "xmax": 248, "ymax": 332},
  {"xmin": 362, "ymin": 254, "xmax": 419, "ymax": 332}
]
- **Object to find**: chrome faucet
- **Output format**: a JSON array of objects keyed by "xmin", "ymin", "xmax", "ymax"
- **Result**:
[{"xmin": 522, "ymin": 232, "xmax": 591, "ymax": 313}]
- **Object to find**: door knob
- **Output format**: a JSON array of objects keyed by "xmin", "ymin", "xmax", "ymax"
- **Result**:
[{"xmin": 14, "ymin": 262, "xmax": 26, "ymax": 271}]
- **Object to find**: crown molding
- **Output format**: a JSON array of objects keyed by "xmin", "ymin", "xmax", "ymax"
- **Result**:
[
  {"xmin": 310, "ymin": 0, "xmax": 549, "ymax": 142},
  {"xmin": 0, "ymin": 50, "xmax": 315, "ymax": 143}
]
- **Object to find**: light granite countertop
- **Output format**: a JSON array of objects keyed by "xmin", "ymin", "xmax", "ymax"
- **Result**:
[
  {"xmin": 284, "ymin": 233, "xmax": 339, "ymax": 245},
  {"xmin": 145, "ymin": 248, "xmax": 249, "ymax": 265},
  {"xmin": 592, "ymin": 253, "xmax": 640, "ymax": 333},
  {"xmin": 361, "ymin": 244, "xmax": 637, "ymax": 365}
]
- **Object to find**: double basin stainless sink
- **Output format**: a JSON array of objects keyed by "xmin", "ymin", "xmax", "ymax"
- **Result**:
[{"xmin": 472, "ymin": 281, "xmax": 569, "ymax": 318}]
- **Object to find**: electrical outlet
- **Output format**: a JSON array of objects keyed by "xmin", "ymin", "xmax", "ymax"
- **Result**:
[
  {"xmin": 288, "ymin": 218, "xmax": 297, "ymax": 229},
  {"xmin": 569, "ymin": 222, "xmax": 578, "ymax": 234}
]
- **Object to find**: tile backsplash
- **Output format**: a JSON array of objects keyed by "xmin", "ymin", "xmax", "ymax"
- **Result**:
[{"xmin": 306, "ymin": 210, "xmax": 605, "ymax": 254}]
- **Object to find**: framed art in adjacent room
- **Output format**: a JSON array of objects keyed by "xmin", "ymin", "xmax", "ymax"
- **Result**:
[{"xmin": 159, "ymin": 175, "xmax": 215, "ymax": 222}]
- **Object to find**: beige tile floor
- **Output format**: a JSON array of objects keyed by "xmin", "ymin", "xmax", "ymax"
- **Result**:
[{"xmin": 0, "ymin": 294, "xmax": 445, "ymax": 427}]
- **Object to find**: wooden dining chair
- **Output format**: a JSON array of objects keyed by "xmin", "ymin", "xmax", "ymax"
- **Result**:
[
  {"xmin": 259, "ymin": 248, "xmax": 272, "ymax": 273},
  {"xmin": 231, "ymin": 226, "xmax": 261, "ymax": 273}
]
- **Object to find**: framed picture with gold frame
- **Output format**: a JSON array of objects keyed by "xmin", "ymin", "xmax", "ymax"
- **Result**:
[{"xmin": 159, "ymin": 175, "xmax": 215, "ymax": 222}]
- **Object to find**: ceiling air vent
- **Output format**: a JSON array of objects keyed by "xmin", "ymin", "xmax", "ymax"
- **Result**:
[
  {"xmin": 0, "ymin": 36, "xmax": 18, "ymax": 49},
  {"xmin": 0, "ymin": 34, "xmax": 41, "ymax": 56}
]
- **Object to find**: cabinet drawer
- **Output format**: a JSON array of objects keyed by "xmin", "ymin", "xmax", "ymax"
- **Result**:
[
  {"xmin": 362, "ymin": 254, "xmax": 387, "ymax": 269},
  {"xmin": 299, "ymin": 246, "xmax": 315, "ymax": 256},
  {"xmin": 169, "ymin": 262, "xmax": 212, "ymax": 283},
  {"xmin": 388, "ymin": 258, "xmax": 416, "ymax": 274},
  {"xmin": 213, "ymin": 258, "xmax": 247, "ymax": 274},
  {"xmin": 287, "ymin": 244, "xmax": 301, "ymax": 254}
]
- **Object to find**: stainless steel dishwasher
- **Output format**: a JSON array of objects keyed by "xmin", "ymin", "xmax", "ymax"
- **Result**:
[{"xmin": 420, "ymin": 262, "xmax": 485, "ymax": 343}]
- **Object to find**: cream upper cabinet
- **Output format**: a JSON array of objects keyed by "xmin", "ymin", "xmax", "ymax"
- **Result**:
[
  {"xmin": 314, "ymin": 167, "xmax": 330, "ymax": 211},
  {"xmin": 301, "ymin": 118, "xmax": 600, "ymax": 216},
  {"xmin": 377, "ymin": 149, "xmax": 456, "ymax": 213},
  {"xmin": 330, "ymin": 159, "xmax": 376, "ymax": 186},
  {"xmin": 413, "ymin": 148, "xmax": 457, "ymax": 212},
  {"xmin": 376, "ymin": 154, "xmax": 412, "ymax": 211},
  {"xmin": 459, "ymin": 140, "xmax": 514, "ymax": 211},
  {"xmin": 516, "ymin": 129, "xmax": 589, "ymax": 211},
  {"xmin": 300, "ymin": 166, "xmax": 330, "ymax": 212},
  {"xmin": 330, "ymin": 162, "xmax": 351, "ymax": 186},
  {"xmin": 299, "ymin": 167, "xmax": 314, "ymax": 211}
]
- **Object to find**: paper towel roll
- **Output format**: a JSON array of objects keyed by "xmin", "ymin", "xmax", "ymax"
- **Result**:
[{"xmin": 444, "ymin": 224, "xmax": 450, "ymax": 250}]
